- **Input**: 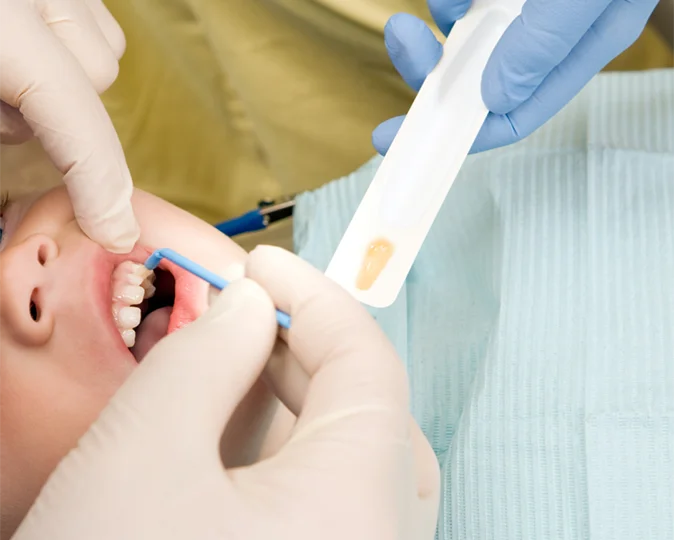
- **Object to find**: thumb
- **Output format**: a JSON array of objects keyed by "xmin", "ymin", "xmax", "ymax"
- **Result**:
[{"xmin": 108, "ymin": 275, "xmax": 278, "ymax": 451}]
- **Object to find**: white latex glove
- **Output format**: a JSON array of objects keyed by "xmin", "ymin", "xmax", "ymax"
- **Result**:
[
  {"xmin": 0, "ymin": 0, "xmax": 139, "ymax": 253},
  {"xmin": 13, "ymin": 246, "xmax": 440, "ymax": 540}
]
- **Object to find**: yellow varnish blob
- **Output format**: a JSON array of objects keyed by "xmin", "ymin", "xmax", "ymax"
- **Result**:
[{"xmin": 355, "ymin": 238, "xmax": 395, "ymax": 291}]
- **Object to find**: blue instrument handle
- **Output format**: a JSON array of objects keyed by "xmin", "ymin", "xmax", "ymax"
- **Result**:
[
  {"xmin": 144, "ymin": 248, "xmax": 291, "ymax": 329},
  {"xmin": 214, "ymin": 210, "xmax": 265, "ymax": 237}
]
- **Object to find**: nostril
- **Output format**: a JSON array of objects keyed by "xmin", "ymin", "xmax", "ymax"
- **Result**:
[
  {"xmin": 30, "ymin": 289, "xmax": 40, "ymax": 322},
  {"xmin": 37, "ymin": 244, "xmax": 48, "ymax": 266},
  {"xmin": 32, "ymin": 236, "xmax": 58, "ymax": 266},
  {"xmin": 13, "ymin": 285, "xmax": 53, "ymax": 346}
]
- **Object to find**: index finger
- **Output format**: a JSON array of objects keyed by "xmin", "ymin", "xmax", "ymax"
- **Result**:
[
  {"xmin": 482, "ymin": 0, "xmax": 612, "ymax": 114},
  {"xmin": 0, "ymin": 0, "xmax": 138, "ymax": 252},
  {"xmin": 246, "ymin": 246, "xmax": 411, "ymax": 438}
]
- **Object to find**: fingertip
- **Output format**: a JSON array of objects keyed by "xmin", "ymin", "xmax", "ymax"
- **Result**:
[
  {"xmin": 91, "ymin": 209, "xmax": 140, "ymax": 254},
  {"xmin": 385, "ymin": 14, "xmax": 442, "ymax": 91},
  {"xmin": 92, "ymin": 56, "xmax": 120, "ymax": 94},
  {"xmin": 372, "ymin": 130, "xmax": 388, "ymax": 156},
  {"xmin": 469, "ymin": 111, "xmax": 521, "ymax": 154},
  {"xmin": 428, "ymin": 0, "xmax": 472, "ymax": 36},
  {"xmin": 481, "ymin": 53, "xmax": 522, "ymax": 115},
  {"xmin": 372, "ymin": 116, "xmax": 405, "ymax": 155},
  {"xmin": 105, "ymin": 19, "xmax": 126, "ymax": 60},
  {"xmin": 237, "ymin": 276, "xmax": 276, "ymax": 310},
  {"xmin": 386, "ymin": 12, "xmax": 426, "ymax": 38},
  {"xmin": 220, "ymin": 262, "xmax": 246, "ymax": 283},
  {"xmin": 207, "ymin": 277, "xmax": 275, "ymax": 324},
  {"xmin": 99, "ymin": 232, "xmax": 138, "ymax": 254},
  {"xmin": 247, "ymin": 244, "xmax": 292, "ymax": 271},
  {"xmin": 103, "ymin": 243, "xmax": 135, "ymax": 255},
  {"xmin": 246, "ymin": 245, "xmax": 309, "ymax": 303},
  {"xmin": 86, "ymin": 0, "xmax": 127, "ymax": 59}
]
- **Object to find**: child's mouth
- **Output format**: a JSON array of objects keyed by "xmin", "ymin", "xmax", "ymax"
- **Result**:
[
  {"xmin": 108, "ymin": 254, "xmax": 205, "ymax": 363},
  {"xmin": 131, "ymin": 267, "xmax": 175, "ymax": 362}
]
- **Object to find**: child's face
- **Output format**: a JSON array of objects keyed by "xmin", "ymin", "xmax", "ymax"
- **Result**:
[{"xmin": 0, "ymin": 186, "xmax": 247, "ymax": 532}]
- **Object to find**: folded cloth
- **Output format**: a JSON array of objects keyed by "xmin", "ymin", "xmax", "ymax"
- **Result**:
[{"xmin": 293, "ymin": 69, "xmax": 674, "ymax": 540}]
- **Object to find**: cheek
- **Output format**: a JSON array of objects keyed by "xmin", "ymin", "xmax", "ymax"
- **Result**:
[
  {"xmin": 0, "ymin": 354, "xmax": 125, "ymax": 495},
  {"xmin": 51, "ymin": 316, "xmax": 136, "ymax": 388},
  {"xmin": 0, "ymin": 360, "xmax": 116, "ymax": 530}
]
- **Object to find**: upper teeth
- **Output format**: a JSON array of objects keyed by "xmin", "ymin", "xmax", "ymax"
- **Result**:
[{"xmin": 111, "ymin": 261, "xmax": 156, "ymax": 348}]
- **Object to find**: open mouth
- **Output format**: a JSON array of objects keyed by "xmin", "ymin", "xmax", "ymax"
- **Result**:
[
  {"xmin": 110, "ymin": 258, "xmax": 204, "ymax": 363},
  {"xmin": 132, "ymin": 267, "xmax": 176, "ymax": 362}
]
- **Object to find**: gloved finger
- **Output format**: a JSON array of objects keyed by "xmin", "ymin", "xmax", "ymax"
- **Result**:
[
  {"xmin": 410, "ymin": 419, "xmax": 441, "ymax": 536},
  {"xmin": 482, "ymin": 0, "xmax": 613, "ymax": 115},
  {"xmin": 0, "ymin": 0, "xmax": 139, "ymax": 252},
  {"xmin": 265, "ymin": 312, "xmax": 438, "ymax": 507},
  {"xmin": 472, "ymin": 0, "xmax": 657, "ymax": 153},
  {"xmin": 85, "ymin": 0, "xmax": 126, "ymax": 60},
  {"xmin": 372, "ymin": 115, "xmax": 405, "ymax": 155},
  {"xmin": 111, "ymin": 278, "xmax": 278, "ymax": 452},
  {"xmin": 245, "ymin": 246, "xmax": 410, "ymax": 440},
  {"xmin": 36, "ymin": 0, "xmax": 120, "ymax": 93},
  {"xmin": 263, "ymin": 339, "xmax": 309, "ymax": 416},
  {"xmin": 465, "ymin": 111, "xmax": 509, "ymax": 153},
  {"xmin": 427, "ymin": 0, "xmax": 472, "ymax": 36},
  {"xmin": 0, "ymin": 101, "xmax": 32, "ymax": 144},
  {"xmin": 385, "ymin": 13, "xmax": 443, "ymax": 92}
]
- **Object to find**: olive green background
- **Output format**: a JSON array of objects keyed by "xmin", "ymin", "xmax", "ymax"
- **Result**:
[
  {"xmin": 2, "ymin": 1, "xmax": 672, "ymax": 252},
  {"xmin": 100, "ymin": 0, "xmax": 674, "ymax": 223}
]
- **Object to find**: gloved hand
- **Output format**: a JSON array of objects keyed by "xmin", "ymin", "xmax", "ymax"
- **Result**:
[
  {"xmin": 13, "ymin": 246, "xmax": 440, "ymax": 540},
  {"xmin": 0, "ymin": 0, "xmax": 139, "ymax": 253},
  {"xmin": 373, "ymin": 0, "xmax": 659, "ymax": 154}
]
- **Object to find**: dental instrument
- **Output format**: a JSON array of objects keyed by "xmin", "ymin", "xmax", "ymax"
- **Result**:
[
  {"xmin": 214, "ymin": 196, "xmax": 295, "ymax": 237},
  {"xmin": 325, "ymin": 0, "xmax": 525, "ymax": 308},
  {"xmin": 142, "ymin": 248, "xmax": 291, "ymax": 329}
]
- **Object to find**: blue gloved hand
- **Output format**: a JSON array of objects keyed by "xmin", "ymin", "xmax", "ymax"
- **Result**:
[{"xmin": 373, "ymin": 0, "xmax": 659, "ymax": 154}]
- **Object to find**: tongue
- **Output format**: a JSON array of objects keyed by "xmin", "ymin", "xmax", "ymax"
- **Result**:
[{"xmin": 132, "ymin": 306, "xmax": 172, "ymax": 362}]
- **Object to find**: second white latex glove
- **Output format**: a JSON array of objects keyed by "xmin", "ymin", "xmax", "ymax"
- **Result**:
[
  {"xmin": 0, "ymin": 0, "xmax": 139, "ymax": 253},
  {"xmin": 13, "ymin": 247, "xmax": 440, "ymax": 540}
]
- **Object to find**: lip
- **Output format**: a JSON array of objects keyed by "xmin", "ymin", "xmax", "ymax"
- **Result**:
[{"xmin": 91, "ymin": 245, "xmax": 207, "ymax": 362}]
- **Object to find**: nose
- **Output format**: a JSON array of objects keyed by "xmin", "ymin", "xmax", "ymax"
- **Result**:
[{"xmin": 0, "ymin": 234, "xmax": 59, "ymax": 346}]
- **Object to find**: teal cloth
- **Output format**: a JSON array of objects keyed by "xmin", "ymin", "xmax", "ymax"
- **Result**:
[{"xmin": 293, "ymin": 69, "xmax": 674, "ymax": 540}]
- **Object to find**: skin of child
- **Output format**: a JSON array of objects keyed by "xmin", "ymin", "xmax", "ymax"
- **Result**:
[{"xmin": 0, "ymin": 186, "xmax": 293, "ymax": 538}]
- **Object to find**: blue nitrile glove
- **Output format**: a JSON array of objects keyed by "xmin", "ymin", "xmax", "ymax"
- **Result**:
[{"xmin": 373, "ymin": 0, "xmax": 659, "ymax": 154}]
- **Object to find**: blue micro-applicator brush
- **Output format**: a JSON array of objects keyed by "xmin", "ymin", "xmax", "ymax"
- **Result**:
[{"xmin": 142, "ymin": 248, "xmax": 291, "ymax": 329}]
